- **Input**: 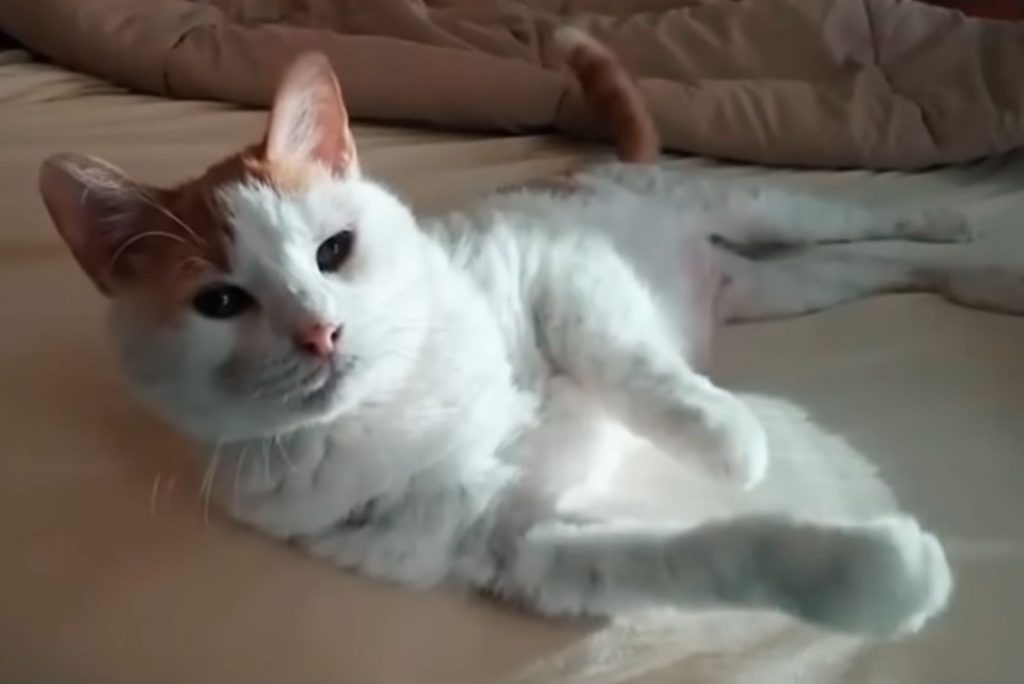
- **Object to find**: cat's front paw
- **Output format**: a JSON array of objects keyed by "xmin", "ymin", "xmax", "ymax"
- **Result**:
[
  {"xmin": 630, "ymin": 378, "xmax": 768, "ymax": 488},
  {"xmin": 683, "ymin": 390, "xmax": 769, "ymax": 489},
  {"xmin": 793, "ymin": 516, "xmax": 954, "ymax": 638}
]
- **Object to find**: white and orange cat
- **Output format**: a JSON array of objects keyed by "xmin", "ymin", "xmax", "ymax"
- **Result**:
[{"xmin": 45, "ymin": 29, "xmax": 1020, "ymax": 637}]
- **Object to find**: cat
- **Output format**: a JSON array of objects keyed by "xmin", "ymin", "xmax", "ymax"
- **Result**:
[{"xmin": 44, "ymin": 27, "xmax": 1015, "ymax": 637}]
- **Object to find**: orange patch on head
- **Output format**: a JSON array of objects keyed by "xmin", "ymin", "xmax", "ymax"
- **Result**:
[
  {"xmin": 115, "ymin": 179, "xmax": 236, "ymax": 324},
  {"xmin": 131, "ymin": 135, "xmax": 345, "ymax": 323},
  {"xmin": 93, "ymin": 137, "xmax": 343, "ymax": 323},
  {"xmin": 38, "ymin": 151, "xmax": 241, "ymax": 318},
  {"xmin": 242, "ymin": 152, "xmax": 335, "ymax": 195},
  {"xmin": 39, "ymin": 50, "xmax": 358, "ymax": 324}
]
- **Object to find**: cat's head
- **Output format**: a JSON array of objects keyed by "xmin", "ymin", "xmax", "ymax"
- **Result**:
[{"xmin": 38, "ymin": 54, "xmax": 434, "ymax": 441}]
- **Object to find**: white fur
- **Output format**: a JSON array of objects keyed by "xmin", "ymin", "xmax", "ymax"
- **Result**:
[{"xmin": 112, "ymin": 163, "xmax": 964, "ymax": 637}]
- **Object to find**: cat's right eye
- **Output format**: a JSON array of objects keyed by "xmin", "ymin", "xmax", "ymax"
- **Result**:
[{"xmin": 192, "ymin": 284, "xmax": 256, "ymax": 319}]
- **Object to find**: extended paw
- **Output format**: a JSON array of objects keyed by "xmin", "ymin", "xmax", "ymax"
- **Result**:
[
  {"xmin": 695, "ymin": 393, "xmax": 769, "ymax": 489},
  {"xmin": 792, "ymin": 516, "xmax": 954, "ymax": 638},
  {"xmin": 652, "ymin": 387, "xmax": 769, "ymax": 489}
]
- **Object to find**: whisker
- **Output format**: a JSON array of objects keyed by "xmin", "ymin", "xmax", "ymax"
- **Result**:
[
  {"xmin": 149, "ymin": 474, "xmax": 162, "ymax": 514},
  {"xmin": 234, "ymin": 444, "xmax": 248, "ymax": 504},
  {"xmin": 164, "ymin": 473, "xmax": 177, "ymax": 499},
  {"xmin": 275, "ymin": 435, "xmax": 297, "ymax": 472},
  {"xmin": 135, "ymin": 190, "xmax": 207, "ymax": 247},
  {"xmin": 370, "ymin": 348, "xmax": 420, "ymax": 366},
  {"xmin": 262, "ymin": 439, "xmax": 272, "ymax": 488},
  {"xmin": 200, "ymin": 443, "xmax": 223, "ymax": 527},
  {"xmin": 174, "ymin": 254, "xmax": 216, "ymax": 276},
  {"xmin": 107, "ymin": 230, "xmax": 189, "ymax": 275},
  {"xmin": 377, "ymin": 322, "xmax": 468, "ymax": 335}
]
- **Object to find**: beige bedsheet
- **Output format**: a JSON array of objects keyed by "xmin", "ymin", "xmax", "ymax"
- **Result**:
[
  {"xmin": 2, "ymin": 0, "xmax": 1024, "ymax": 169},
  {"xmin": 2, "ymin": 52, "xmax": 1024, "ymax": 683}
]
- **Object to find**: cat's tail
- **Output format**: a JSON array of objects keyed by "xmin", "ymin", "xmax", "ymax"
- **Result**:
[{"xmin": 553, "ymin": 26, "xmax": 660, "ymax": 164}]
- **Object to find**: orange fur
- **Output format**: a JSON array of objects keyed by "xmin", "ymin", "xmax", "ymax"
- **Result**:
[
  {"xmin": 555, "ymin": 27, "xmax": 660, "ymax": 163},
  {"xmin": 40, "ymin": 51, "xmax": 359, "ymax": 327},
  {"xmin": 243, "ymin": 153, "xmax": 334, "ymax": 194},
  {"xmin": 132, "ymin": 146, "xmax": 331, "ymax": 321},
  {"xmin": 122, "ymin": 176, "xmax": 235, "ymax": 323}
]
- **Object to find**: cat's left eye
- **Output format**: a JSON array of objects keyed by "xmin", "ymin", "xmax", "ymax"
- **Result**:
[{"xmin": 316, "ymin": 230, "xmax": 355, "ymax": 273}]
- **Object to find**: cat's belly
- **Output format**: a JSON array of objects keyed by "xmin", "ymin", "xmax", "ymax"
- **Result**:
[{"xmin": 499, "ymin": 376, "xmax": 633, "ymax": 494}]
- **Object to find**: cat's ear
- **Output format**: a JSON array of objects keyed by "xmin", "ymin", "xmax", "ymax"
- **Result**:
[
  {"xmin": 264, "ymin": 52, "xmax": 359, "ymax": 177},
  {"xmin": 38, "ymin": 153, "xmax": 148, "ymax": 295}
]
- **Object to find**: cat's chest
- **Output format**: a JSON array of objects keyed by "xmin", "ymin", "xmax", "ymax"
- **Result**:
[
  {"xmin": 441, "ymin": 246, "xmax": 552, "ymax": 393},
  {"xmin": 221, "ymin": 417, "xmax": 469, "ymax": 535}
]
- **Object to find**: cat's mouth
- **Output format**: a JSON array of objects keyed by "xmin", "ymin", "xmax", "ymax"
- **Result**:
[{"xmin": 293, "ymin": 357, "xmax": 353, "ymax": 409}]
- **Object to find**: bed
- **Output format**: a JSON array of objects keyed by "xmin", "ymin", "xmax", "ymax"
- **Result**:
[{"xmin": 1, "ymin": 47, "xmax": 1023, "ymax": 683}]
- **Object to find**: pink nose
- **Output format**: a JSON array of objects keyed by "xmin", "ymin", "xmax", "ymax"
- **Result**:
[{"xmin": 294, "ymin": 322, "xmax": 340, "ymax": 358}]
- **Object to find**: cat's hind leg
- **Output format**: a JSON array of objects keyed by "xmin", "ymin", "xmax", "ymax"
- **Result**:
[
  {"xmin": 715, "ymin": 240, "xmax": 1010, "ymax": 322},
  {"xmin": 588, "ymin": 167, "xmax": 970, "ymax": 246},
  {"xmin": 476, "ymin": 508, "xmax": 953, "ymax": 637},
  {"xmin": 708, "ymin": 191, "xmax": 972, "ymax": 255}
]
